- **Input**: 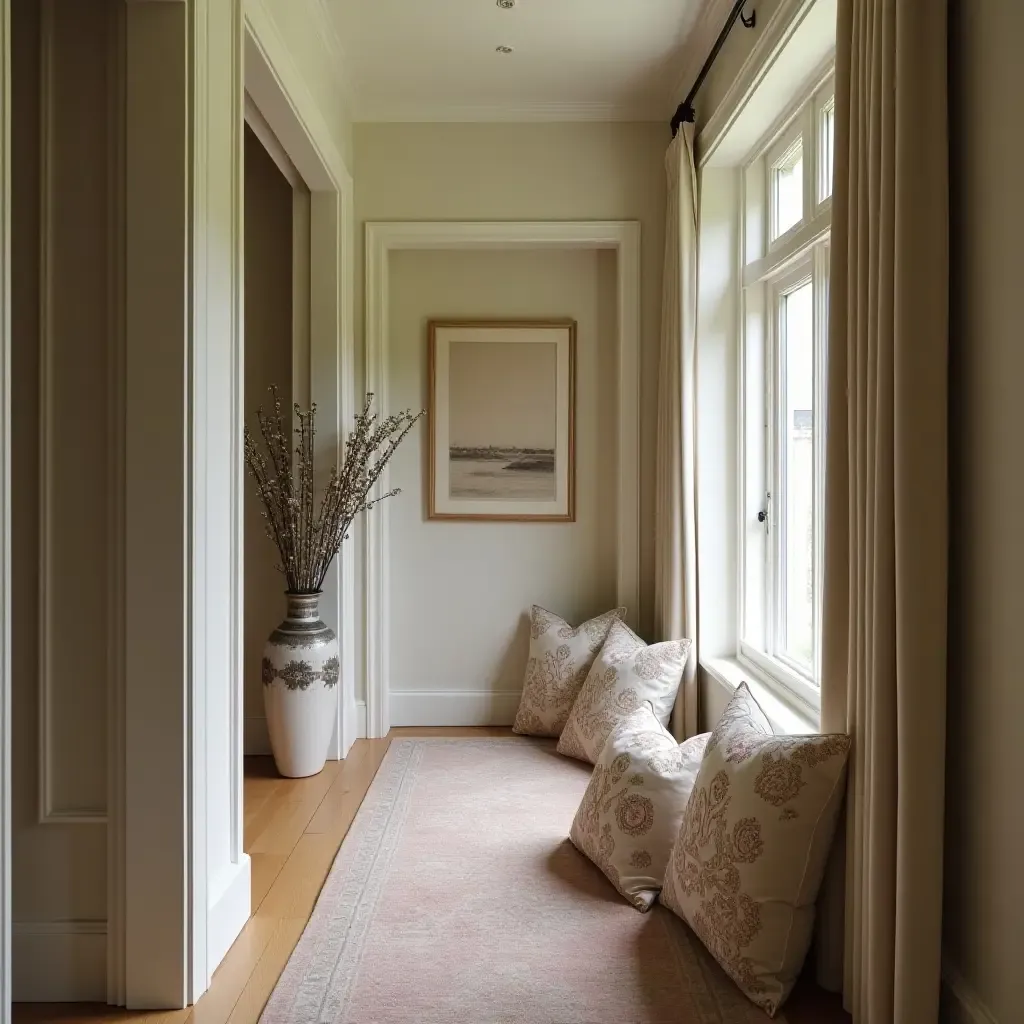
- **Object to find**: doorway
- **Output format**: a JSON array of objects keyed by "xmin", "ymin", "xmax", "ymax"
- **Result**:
[{"xmin": 243, "ymin": 112, "xmax": 311, "ymax": 760}]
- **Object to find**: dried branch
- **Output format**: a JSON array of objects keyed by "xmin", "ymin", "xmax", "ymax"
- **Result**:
[{"xmin": 244, "ymin": 389, "xmax": 423, "ymax": 593}]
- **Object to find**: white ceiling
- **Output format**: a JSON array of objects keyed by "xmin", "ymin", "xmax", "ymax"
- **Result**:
[{"xmin": 321, "ymin": 0, "xmax": 706, "ymax": 122}]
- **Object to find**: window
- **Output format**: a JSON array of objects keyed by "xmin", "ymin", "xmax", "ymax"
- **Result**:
[{"xmin": 739, "ymin": 74, "xmax": 833, "ymax": 714}]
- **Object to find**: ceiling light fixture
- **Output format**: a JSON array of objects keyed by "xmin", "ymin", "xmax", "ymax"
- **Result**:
[
  {"xmin": 497, "ymin": 0, "xmax": 516, "ymax": 8},
  {"xmin": 496, "ymin": 44, "xmax": 514, "ymax": 53}
]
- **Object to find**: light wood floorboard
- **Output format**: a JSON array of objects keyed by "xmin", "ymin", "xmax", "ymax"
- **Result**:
[{"xmin": 14, "ymin": 728, "xmax": 848, "ymax": 1024}]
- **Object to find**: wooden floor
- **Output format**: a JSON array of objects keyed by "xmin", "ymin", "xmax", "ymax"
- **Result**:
[{"xmin": 14, "ymin": 727, "xmax": 849, "ymax": 1024}]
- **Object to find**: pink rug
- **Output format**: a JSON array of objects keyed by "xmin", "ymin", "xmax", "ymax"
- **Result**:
[{"xmin": 262, "ymin": 738, "xmax": 777, "ymax": 1023}]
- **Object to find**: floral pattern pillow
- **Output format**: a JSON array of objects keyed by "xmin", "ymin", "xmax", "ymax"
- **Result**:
[
  {"xmin": 570, "ymin": 704, "xmax": 709, "ymax": 911},
  {"xmin": 512, "ymin": 606, "xmax": 626, "ymax": 738},
  {"xmin": 660, "ymin": 683, "xmax": 851, "ymax": 1018},
  {"xmin": 557, "ymin": 619, "xmax": 691, "ymax": 764}
]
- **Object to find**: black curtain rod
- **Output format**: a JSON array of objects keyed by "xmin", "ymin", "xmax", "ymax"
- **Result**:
[{"xmin": 671, "ymin": 0, "xmax": 756, "ymax": 136}]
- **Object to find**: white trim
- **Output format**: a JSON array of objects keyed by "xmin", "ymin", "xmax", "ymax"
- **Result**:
[
  {"xmin": 698, "ymin": 0, "xmax": 820, "ymax": 164},
  {"xmin": 701, "ymin": 657, "xmax": 817, "ymax": 735},
  {"xmin": 364, "ymin": 220, "xmax": 642, "ymax": 738},
  {"xmin": 390, "ymin": 691, "xmax": 523, "ymax": 729},
  {"xmin": 0, "ymin": 0, "xmax": 11, "ymax": 1017},
  {"xmin": 699, "ymin": 0, "xmax": 837, "ymax": 169},
  {"xmin": 207, "ymin": 857, "xmax": 250, "ymax": 974},
  {"xmin": 244, "ymin": 2, "xmax": 358, "ymax": 761},
  {"xmin": 941, "ymin": 961, "xmax": 999, "ymax": 1024},
  {"xmin": 244, "ymin": 92, "xmax": 302, "ymax": 190},
  {"xmin": 12, "ymin": 922, "xmax": 106, "ymax": 1003}
]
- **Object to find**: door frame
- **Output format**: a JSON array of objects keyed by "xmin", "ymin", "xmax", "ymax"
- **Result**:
[{"xmin": 243, "ymin": 3, "xmax": 358, "ymax": 763}]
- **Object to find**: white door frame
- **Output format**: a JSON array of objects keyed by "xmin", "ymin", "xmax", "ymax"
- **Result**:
[
  {"xmin": 363, "ymin": 220, "xmax": 642, "ymax": 739},
  {"xmin": 0, "ymin": 0, "xmax": 12, "ymax": 1017},
  {"xmin": 244, "ymin": 5, "xmax": 358, "ymax": 760}
]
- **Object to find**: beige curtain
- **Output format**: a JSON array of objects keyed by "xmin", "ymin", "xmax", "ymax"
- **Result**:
[
  {"xmin": 819, "ymin": 0, "xmax": 948, "ymax": 1020},
  {"xmin": 655, "ymin": 124, "xmax": 700, "ymax": 742}
]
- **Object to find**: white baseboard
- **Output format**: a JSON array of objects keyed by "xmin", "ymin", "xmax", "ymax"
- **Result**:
[
  {"xmin": 208, "ymin": 855, "xmax": 251, "ymax": 974},
  {"xmin": 942, "ymin": 960, "xmax": 999, "ymax": 1024},
  {"xmin": 389, "ymin": 689, "xmax": 521, "ymax": 727},
  {"xmin": 13, "ymin": 921, "xmax": 107, "ymax": 1001}
]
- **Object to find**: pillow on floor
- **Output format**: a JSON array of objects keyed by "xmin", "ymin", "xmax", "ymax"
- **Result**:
[
  {"xmin": 570, "ymin": 704, "xmax": 709, "ymax": 911},
  {"xmin": 556, "ymin": 619, "xmax": 691, "ymax": 764},
  {"xmin": 512, "ymin": 605, "xmax": 626, "ymax": 738},
  {"xmin": 660, "ymin": 682, "xmax": 851, "ymax": 1018}
]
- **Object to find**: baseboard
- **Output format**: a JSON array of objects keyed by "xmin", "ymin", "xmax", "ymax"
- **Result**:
[
  {"xmin": 208, "ymin": 855, "xmax": 251, "ymax": 974},
  {"xmin": 389, "ymin": 689, "xmax": 521, "ymax": 727},
  {"xmin": 942, "ymin": 959, "xmax": 999, "ymax": 1024},
  {"xmin": 13, "ymin": 920, "xmax": 107, "ymax": 1001}
]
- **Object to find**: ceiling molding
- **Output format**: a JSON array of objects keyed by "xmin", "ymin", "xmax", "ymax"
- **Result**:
[
  {"xmin": 354, "ymin": 100, "xmax": 666, "ymax": 124},
  {"xmin": 666, "ymin": 0, "xmax": 738, "ymax": 116}
]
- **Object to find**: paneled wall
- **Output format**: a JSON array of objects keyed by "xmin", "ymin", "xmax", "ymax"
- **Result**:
[{"xmin": 11, "ymin": 0, "xmax": 118, "ymax": 999}]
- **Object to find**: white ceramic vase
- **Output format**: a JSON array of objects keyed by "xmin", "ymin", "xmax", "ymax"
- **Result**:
[{"xmin": 262, "ymin": 592, "xmax": 339, "ymax": 778}]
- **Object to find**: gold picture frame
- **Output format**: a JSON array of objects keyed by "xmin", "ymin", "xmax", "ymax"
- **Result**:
[{"xmin": 428, "ymin": 319, "xmax": 576, "ymax": 522}]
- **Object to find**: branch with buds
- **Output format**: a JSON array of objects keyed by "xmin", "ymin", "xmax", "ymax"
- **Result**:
[{"xmin": 244, "ymin": 388, "xmax": 423, "ymax": 593}]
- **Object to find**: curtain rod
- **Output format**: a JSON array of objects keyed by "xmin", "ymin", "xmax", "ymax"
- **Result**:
[{"xmin": 670, "ymin": 0, "xmax": 756, "ymax": 136}]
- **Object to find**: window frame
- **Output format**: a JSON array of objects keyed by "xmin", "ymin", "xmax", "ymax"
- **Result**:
[{"xmin": 736, "ymin": 69, "xmax": 834, "ymax": 718}]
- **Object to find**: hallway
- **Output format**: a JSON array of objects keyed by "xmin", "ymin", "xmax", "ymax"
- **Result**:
[{"xmin": 14, "ymin": 731, "xmax": 849, "ymax": 1024}]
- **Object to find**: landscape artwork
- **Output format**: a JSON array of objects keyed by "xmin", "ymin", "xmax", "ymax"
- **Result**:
[{"xmin": 429, "ymin": 321, "xmax": 575, "ymax": 521}]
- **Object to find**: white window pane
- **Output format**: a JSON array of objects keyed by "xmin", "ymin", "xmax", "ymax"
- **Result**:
[
  {"xmin": 772, "ymin": 142, "xmax": 803, "ymax": 239},
  {"xmin": 821, "ymin": 104, "xmax": 835, "ymax": 200},
  {"xmin": 780, "ymin": 280, "xmax": 814, "ymax": 673}
]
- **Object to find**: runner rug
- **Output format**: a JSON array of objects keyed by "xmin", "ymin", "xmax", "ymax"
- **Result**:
[{"xmin": 261, "ymin": 737, "xmax": 778, "ymax": 1023}]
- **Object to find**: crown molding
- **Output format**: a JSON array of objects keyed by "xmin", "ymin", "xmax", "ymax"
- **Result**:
[{"xmin": 354, "ymin": 100, "xmax": 665, "ymax": 124}]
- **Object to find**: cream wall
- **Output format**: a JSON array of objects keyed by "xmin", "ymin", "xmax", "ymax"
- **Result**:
[
  {"xmin": 945, "ymin": 1, "xmax": 1024, "ymax": 1020},
  {"xmin": 243, "ymin": 126, "xmax": 294, "ymax": 753},
  {"xmin": 354, "ymin": 122, "xmax": 668, "ymax": 705},
  {"xmin": 386, "ymin": 250, "xmax": 619, "ymax": 720},
  {"xmin": 11, "ymin": 0, "xmax": 110, "ymax": 998}
]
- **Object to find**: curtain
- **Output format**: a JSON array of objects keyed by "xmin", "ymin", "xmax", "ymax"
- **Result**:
[
  {"xmin": 818, "ymin": 0, "xmax": 949, "ymax": 1019},
  {"xmin": 655, "ymin": 124, "xmax": 700, "ymax": 742}
]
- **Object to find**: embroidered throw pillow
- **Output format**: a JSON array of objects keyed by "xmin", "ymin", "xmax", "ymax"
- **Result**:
[
  {"xmin": 512, "ymin": 605, "xmax": 626, "ymax": 738},
  {"xmin": 570, "ymin": 704, "xmax": 709, "ymax": 911},
  {"xmin": 557, "ymin": 619, "xmax": 691, "ymax": 764},
  {"xmin": 660, "ymin": 682, "xmax": 851, "ymax": 1017}
]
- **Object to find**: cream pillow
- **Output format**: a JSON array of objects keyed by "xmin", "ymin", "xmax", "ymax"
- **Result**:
[
  {"xmin": 660, "ymin": 683, "xmax": 851, "ymax": 1018},
  {"xmin": 512, "ymin": 605, "xmax": 626, "ymax": 738},
  {"xmin": 570, "ymin": 704, "xmax": 709, "ymax": 911},
  {"xmin": 557, "ymin": 619, "xmax": 691, "ymax": 764}
]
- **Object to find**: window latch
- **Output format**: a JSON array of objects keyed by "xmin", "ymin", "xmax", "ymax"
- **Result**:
[{"xmin": 757, "ymin": 492, "xmax": 771, "ymax": 531}]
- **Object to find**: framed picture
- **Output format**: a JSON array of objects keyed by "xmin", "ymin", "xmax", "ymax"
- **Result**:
[{"xmin": 428, "ymin": 320, "xmax": 576, "ymax": 522}]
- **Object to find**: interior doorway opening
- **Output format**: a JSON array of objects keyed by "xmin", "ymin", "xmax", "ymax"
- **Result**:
[{"xmin": 242, "ymin": 108, "xmax": 311, "ymax": 762}]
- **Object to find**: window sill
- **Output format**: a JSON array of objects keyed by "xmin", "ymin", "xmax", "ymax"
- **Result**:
[{"xmin": 701, "ymin": 656, "xmax": 819, "ymax": 735}]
